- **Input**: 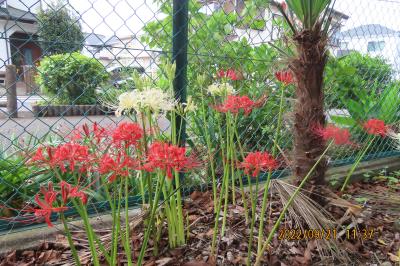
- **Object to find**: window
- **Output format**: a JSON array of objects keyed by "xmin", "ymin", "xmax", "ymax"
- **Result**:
[{"xmin": 367, "ymin": 41, "xmax": 385, "ymax": 52}]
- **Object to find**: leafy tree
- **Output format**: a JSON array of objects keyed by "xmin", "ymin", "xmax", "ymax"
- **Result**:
[
  {"xmin": 142, "ymin": 0, "xmax": 284, "ymax": 150},
  {"xmin": 37, "ymin": 1, "xmax": 84, "ymax": 55}
]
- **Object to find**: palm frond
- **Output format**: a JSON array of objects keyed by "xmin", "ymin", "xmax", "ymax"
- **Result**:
[{"xmin": 285, "ymin": 0, "xmax": 333, "ymax": 31}]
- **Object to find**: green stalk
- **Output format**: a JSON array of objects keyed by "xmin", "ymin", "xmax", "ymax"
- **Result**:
[
  {"xmin": 137, "ymin": 173, "xmax": 165, "ymax": 265},
  {"xmin": 254, "ymin": 141, "xmax": 334, "ymax": 266},
  {"xmin": 257, "ymin": 85, "xmax": 285, "ymax": 254},
  {"xmin": 74, "ymin": 200, "xmax": 100, "ymax": 266},
  {"xmin": 104, "ymin": 182, "xmax": 118, "ymax": 265},
  {"xmin": 60, "ymin": 213, "xmax": 81, "ymax": 266},
  {"xmin": 164, "ymin": 180, "xmax": 176, "ymax": 247},
  {"xmin": 227, "ymin": 114, "xmax": 236, "ymax": 205},
  {"xmin": 210, "ymin": 157, "xmax": 229, "ymax": 255},
  {"xmin": 232, "ymin": 115, "xmax": 249, "ymax": 224},
  {"xmin": 123, "ymin": 177, "xmax": 133, "ymax": 266},
  {"xmin": 111, "ymin": 182, "xmax": 123, "ymax": 266},
  {"xmin": 173, "ymin": 170, "xmax": 186, "ymax": 245},
  {"xmin": 221, "ymin": 113, "xmax": 232, "ymax": 236},
  {"xmin": 341, "ymin": 135, "xmax": 376, "ymax": 191},
  {"xmin": 200, "ymin": 89, "xmax": 217, "ymax": 211}
]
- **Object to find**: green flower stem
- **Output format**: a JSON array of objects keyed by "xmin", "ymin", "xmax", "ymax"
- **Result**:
[
  {"xmin": 73, "ymin": 200, "xmax": 100, "ymax": 266},
  {"xmin": 257, "ymin": 84, "xmax": 285, "ymax": 254},
  {"xmin": 200, "ymin": 89, "xmax": 217, "ymax": 211},
  {"xmin": 211, "ymin": 157, "xmax": 229, "ymax": 255},
  {"xmin": 227, "ymin": 114, "xmax": 236, "ymax": 205},
  {"xmin": 232, "ymin": 115, "xmax": 249, "ymax": 224},
  {"xmin": 137, "ymin": 173, "xmax": 165, "ymax": 266},
  {"xmin": 341, "ymin": 135, "xmax": 376, "ymax": 191},
  {"xmin": 60, "ymin": 213, "xmax": 81, "ymax": 266},
  {"xmin": 123, "ymin": 177, "xmax": 133, "ymax": 266},
  {"xmin": 173, "ymin": 170, "xmax": 186, "ymax": 246},
  {"xmin": 104, "ymin": 182, "xmax": 118, "ymax": 265},
  {"xmin": 255, "ymin": 141, "xmax": 334, "ymax": 266},
  {"xmin": 221, "ymin": 113, "xmax": 232, "ymax": 237}
]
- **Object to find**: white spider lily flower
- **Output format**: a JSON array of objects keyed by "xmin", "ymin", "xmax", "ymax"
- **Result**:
[
  {"xmin": 207, "ymin": 82, "xmax": 234, "ymax": 96},
  {"xmin": 115, "ymin": 88, "xmax": 176, "ymax": 117}
]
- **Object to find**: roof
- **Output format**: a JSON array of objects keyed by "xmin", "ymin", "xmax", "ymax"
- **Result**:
[
  {"xmin": 84, "ymin": 32, "xmax": 106, "ymax": 46},
  {"xmin": 336, "ymin": 24, "xmax": 398, "ymax": 38},
  {"xmin": 0, "ymin": 6, "xmax": 37, "ymax": 23},
  {"xmin": 104, "ymin": 35, "xmax": 135, "ymax": 46}
]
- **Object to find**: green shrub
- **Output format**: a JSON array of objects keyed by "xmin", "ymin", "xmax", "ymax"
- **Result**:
[
  {"xmin": 325, "ymin": 52, "xmax": 393, "ymax": 108},
  {"xmin": 36, "ymin": 52, "xmax": 109, "ymax": 105}
]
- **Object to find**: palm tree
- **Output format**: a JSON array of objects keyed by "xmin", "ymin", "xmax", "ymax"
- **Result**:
[{"xmin": 277, "ymin": 0, "xmax": 334, "ymax": 189}]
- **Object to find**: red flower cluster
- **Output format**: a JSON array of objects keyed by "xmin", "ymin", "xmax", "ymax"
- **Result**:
[
  {"xmin": 60, "ymin": 181, "xmax": 87, "ymax": 204},
  {"xmin": 363, "ymin": 118, "xmax": 388, "ymax": 137},
  {"xmin": 112, "ymin": 122, "xmax": 144, "ymax": 148},
  {"xmin": 98, "ymin": 153, "xmax": 140, "ymax": 183},
  {"xmin": 144, "ymin": 142, "xmax": 198, "ymax": 179},
  {"xmin": 69, "ymin": 123, "xmax": 109, "ymax": 143},
  {"xmin": 240, "ymin": 151, "xmax": 278, "ymax": 177},
  {"xmin": 314, "ymin": 124, "xmax": 353, "ymax": 145},
  {"xmin": 275, "ymin": 70, "xmax": 293, "ymax": 85},
  {"xmin": 34, "ymin": 183, "xmax": 69, "ymax": 227},
  {"xmin": 30, "ymin": 143, "xmax": 90, "ymax": 173},
  {"xmin": 214, "ymin": 95, "xmax": 264, "ymax": 116},
  {"xmin": 217, "ymin": 69, "xmax": 241, "ymax": 81}
]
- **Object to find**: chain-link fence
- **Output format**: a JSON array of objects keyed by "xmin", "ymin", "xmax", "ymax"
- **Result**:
[{"xmin": 0, "ymin": 0, "xmax": 399, "ymax": 234}]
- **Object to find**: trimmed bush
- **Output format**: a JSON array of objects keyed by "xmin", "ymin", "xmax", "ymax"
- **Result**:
[{"xmin": 36, "ymin": 52, "xmax": 109, "ymax": 105}]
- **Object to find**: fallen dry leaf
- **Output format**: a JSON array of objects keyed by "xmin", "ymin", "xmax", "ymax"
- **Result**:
[{"xmin": 388, "ymin": 253, "xmax": 400, "ymax": 262}]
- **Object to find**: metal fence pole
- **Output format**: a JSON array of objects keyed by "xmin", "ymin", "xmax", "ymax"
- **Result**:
[
  {"xmin": 172, "ymin": 0, "xmax": 189, "ymax": 146},
  {"xmin": 6, "ymin": 65, "xmax": 18, "ymax": 118}
]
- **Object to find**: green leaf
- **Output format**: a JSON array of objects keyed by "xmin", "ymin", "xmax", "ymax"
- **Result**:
[{"xmin": 330, "ymin": 115, "xmax": 356, "ymax": 127}]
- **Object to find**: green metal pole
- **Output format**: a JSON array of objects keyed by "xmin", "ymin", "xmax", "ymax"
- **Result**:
[{"xmin": 172, "ymin": 0, "xmax": 189, "ymax": 146}]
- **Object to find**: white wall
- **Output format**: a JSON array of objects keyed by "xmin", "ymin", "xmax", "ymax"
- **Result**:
[
  {"xmin": 338, "ymin": 34, "xmax": 400, "ymax": 73},
  {"xmin": 0, "ymin": 21, "xmax": 12, "ymax": 69},
  {"xmin": 7, "ymin": 0, "xmax": 41, "ymax": 13}
]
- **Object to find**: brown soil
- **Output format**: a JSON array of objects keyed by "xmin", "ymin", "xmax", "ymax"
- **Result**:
[{"xmin": 1, "ymin": 178, "xmax": 399, "ymax": 266}]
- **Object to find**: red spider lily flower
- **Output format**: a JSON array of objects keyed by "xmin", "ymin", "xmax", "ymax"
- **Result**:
[
  {"xmin": 112, "ymin": 122, "xmax": 144, "ymax": 148},
  {"xmin": 31, "ymin": 147, "xmax": 46, "ymax": 162},
  {"xmin": 144, "ymin": 142, "xmax": 199, "ymax": 179},
  {"xmin": 213, "ymin": 95, "xmax": 265, "ymax": 116},
  {"xmin": 34, "ymin": 182, "xmax": 68, "ymax": 227},
  {"xmin": 275, "ymin": 70, "xmax": 293, "ymax": 85},
  {"xmin": 363, "ymin": 118, "xmax": 388, "ymax": 137},
  {"xmin": 240, "ymin": 151, "xmax": 278, "ymax": 177},
  {"xmin": 217, "ymin": 68, "xmax": 241, "ymax": 81},
  {"xmin": 68, "ymin": 123, "xmax": 109, "ymax": 144},
  {"xmin": 314, "ymin": 124, "xmax": 353, "ymax": 145},
  {"xmin": 60, "ymin": 181, "xmax": 87, "ymax": 205},
  {"xmin": 53, "ymin": 143, "xmax": 90, "ymax": 173},
  {"xmin": 98, "ymin": 153, "xmax": 140, "ymax": 182},
  {"xmin": 281, "ymin": 1, "xmax": 287, "ymax": 10}
]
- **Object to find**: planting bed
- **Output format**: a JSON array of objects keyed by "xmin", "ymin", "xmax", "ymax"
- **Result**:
[
  {"xmin": 1, "ymin": 176, "xmax": 399, "ymax": 266},
  {"xmin": 31, "ymin": 104, "xmax": 113, "ymax": 117}
]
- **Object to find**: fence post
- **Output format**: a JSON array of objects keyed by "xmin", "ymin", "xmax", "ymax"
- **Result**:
[
  {"xmin": 172, "ymin": 0, "xmax": 189, "ymax": 146},
  {"xmin": 6, "ymin": 65, "xmax": 18, "ymax": 118}
]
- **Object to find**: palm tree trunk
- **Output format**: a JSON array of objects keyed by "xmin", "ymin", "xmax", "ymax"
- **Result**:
[{"xmin": 291, "ymin": 30, "xmax": 328, "ymax": 187}]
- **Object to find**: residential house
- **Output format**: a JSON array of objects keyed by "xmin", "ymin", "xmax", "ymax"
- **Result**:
[
  {"xmin": 0, "ymin": 0, "xmax": 42, "ymax": 74},
  {"xmin": 96, "ymin": 34, "xmax": 159, "ymax": 73},
  {"xmin": 334, "ymin": 24, "xmax": 400, "ymax": 73}
]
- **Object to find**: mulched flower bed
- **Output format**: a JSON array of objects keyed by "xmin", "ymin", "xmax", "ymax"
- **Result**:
[{"xmin": 1, "ymin": 178, "xmax": 399, "ymax": 266}]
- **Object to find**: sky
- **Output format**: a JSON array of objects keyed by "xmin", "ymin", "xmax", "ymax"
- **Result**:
[{"xmin": 49, "ymin": 0, "xmax": 400, "ymax": 38}]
